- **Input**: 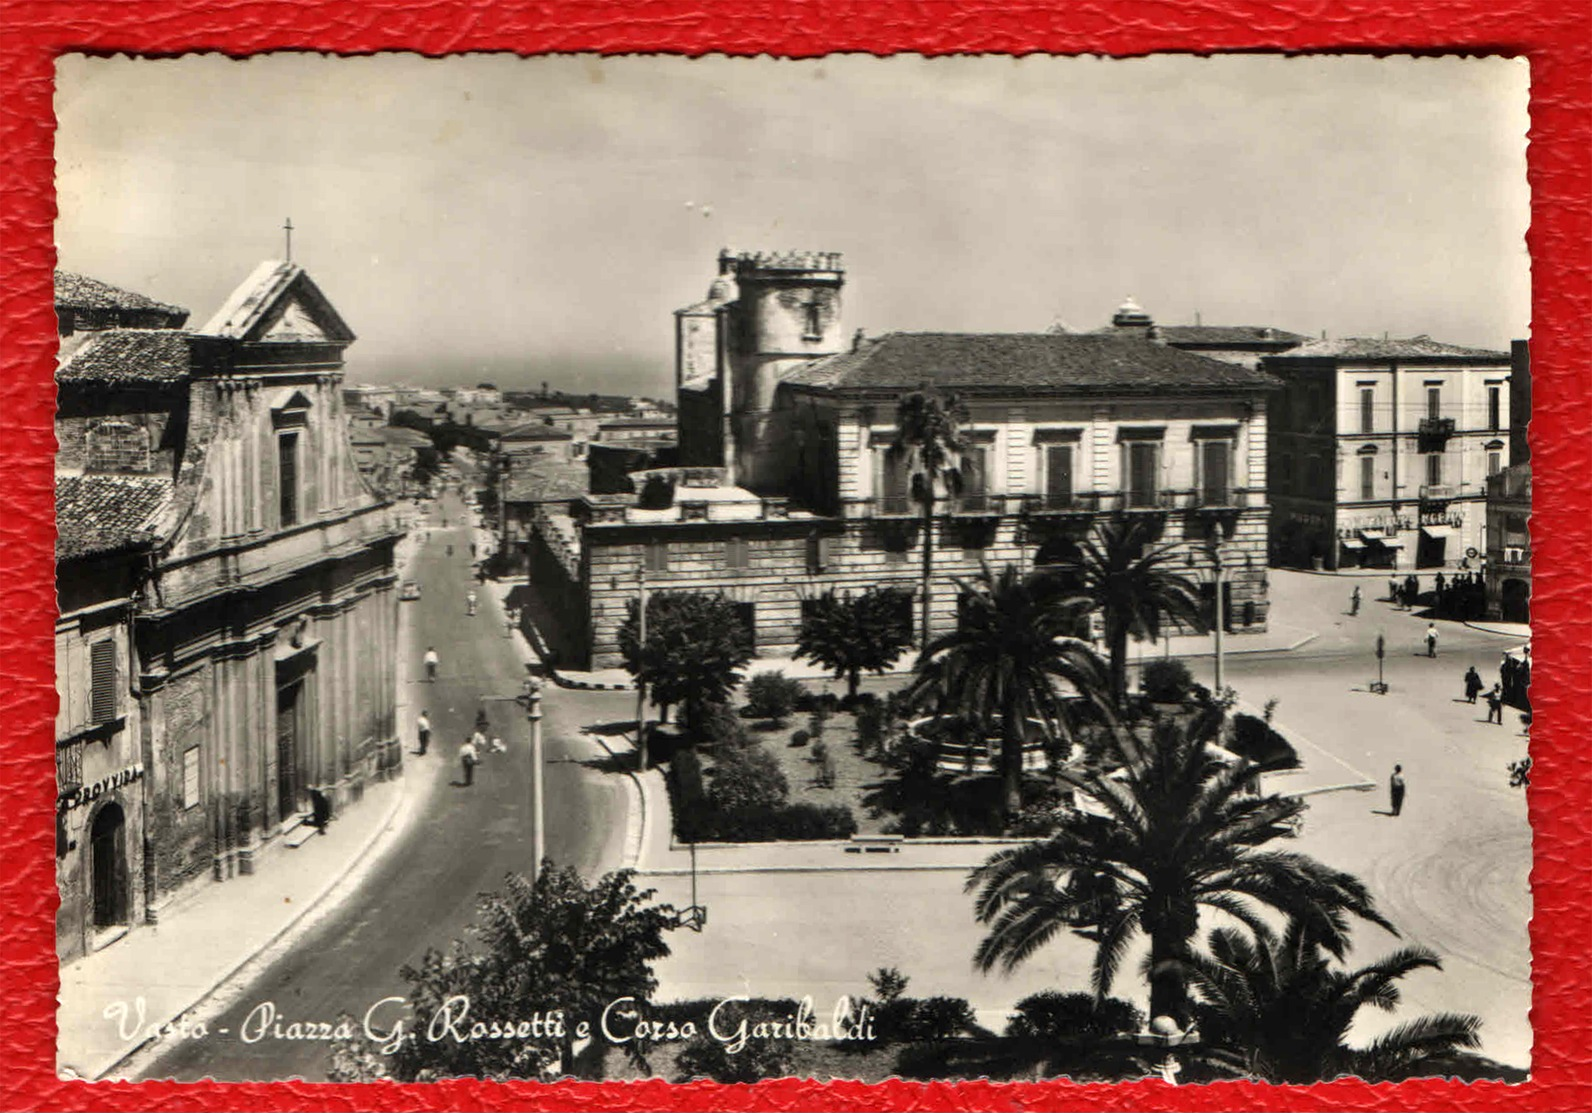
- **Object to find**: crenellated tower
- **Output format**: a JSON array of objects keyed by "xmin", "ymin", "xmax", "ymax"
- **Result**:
[{"xmin": 674, "ymin": 249, "xmax": 845, "ymax": 491}]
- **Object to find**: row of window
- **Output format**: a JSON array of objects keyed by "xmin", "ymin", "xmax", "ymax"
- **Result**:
[
  {"xmin": 873, "ymin": 438, "xmax": 1238, "ymax": 507},
  {"xmin": 1353, "ymin": 383, "xmax": 1505, "ymax": 434},
  {"xmin": 643, "ymin": 534, "xmax": 837, "ymax": 575}
]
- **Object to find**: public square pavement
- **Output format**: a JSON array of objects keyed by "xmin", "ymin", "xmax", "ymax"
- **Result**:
[{"xmin": 641, "ymin": 571, "xmax": 1533, "ymax": 1069}]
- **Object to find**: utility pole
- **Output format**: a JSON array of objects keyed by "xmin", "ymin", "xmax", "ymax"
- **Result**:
[
  {"xmin": 634, "ymin": 564, "xmax": 649, "ymax": 770},
  {"xmin": 283, "ymin": 217, "xmax": 294, "ymax": 263}
]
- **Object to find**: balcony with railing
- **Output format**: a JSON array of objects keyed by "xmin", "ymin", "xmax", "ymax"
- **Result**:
[
  {"xmin": 1416, "ymin": 416, "xmax": 1456, "ymax": 449},
  {"xmin": 838, "ymin": 488, "xmax": 1264, "ymax": 521},
  {"xmin": 1419, "ymin": 484, "xmax": 1457, "ymax": 503}
]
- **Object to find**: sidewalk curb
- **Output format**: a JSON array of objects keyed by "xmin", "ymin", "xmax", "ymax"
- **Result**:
[
  {"xmin": 92, "ymin": 773, "xmax": 410, "ymax": 1081},
  {"xmin": 1461, "ymin": 620, "xmax": 1532, "ymax": 640}
]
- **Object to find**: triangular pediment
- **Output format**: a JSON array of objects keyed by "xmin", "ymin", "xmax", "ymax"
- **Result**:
[{"xmin": 198, "ymin": 261, "xmax": 356, "ymax": 345}]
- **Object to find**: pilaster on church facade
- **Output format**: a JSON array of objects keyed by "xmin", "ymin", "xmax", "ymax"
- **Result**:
[{"xmin": 54, "ymin": 262, "xmax": 404, "ymax": 962}]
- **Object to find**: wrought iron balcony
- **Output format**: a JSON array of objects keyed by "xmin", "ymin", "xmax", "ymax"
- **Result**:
[
  {"xmin": 1419, "ymin": 484, "xmax": 1457, "ymax": 502},
  {"xmin": 1417, "ymin": 417, "xmax": 1456, "ymax": 437}
]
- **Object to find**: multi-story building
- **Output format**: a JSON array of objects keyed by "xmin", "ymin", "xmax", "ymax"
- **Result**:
[
  {"xmin": 1484, "ymin": 463, "xmax": 1530, "ymax": 623},
  {"xmin": 54, "ymin": 262, "xmax": 403, "ymax": 960},
  {"xmin": 1265, "ymin": 337, "xmax": 1513, "ymax": 571},
  {"xmin": 531, "ymin": 251, "xmax": 1279, "ymax": 669},
  {"xmin": 1087, "ymin": 297, "xmax": 1310, "ymax": 368}
]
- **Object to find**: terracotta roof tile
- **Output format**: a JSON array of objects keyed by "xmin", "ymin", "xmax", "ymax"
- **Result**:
[
  {"xmin": 56, "ymin": 329, "xmax": 191, "ymax": 385},
  {"xmin": 1272, "ymin": 336, "xmax": 1509, "ymax": 361},
  {"xmin": 503, "ymin": 464, "xmax": 589, "ymax": 504},
  {"xmin": 56, "ymin": 474, "xmax": 172, "ymax": 560},
  {"xmin": 54, "ymin": 270, "xmax": 185, "ymax": 315},
  {"xmin": 783, "ymin": 332, "xmax": 1282, "ymax": 394}
]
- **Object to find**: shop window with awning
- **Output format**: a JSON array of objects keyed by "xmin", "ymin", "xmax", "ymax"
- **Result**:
[{"xmin": 1420, "ymin": 524, "xmax": 1458, "ymax": 541}]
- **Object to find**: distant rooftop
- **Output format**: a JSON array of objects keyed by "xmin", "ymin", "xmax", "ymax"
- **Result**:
[
  {"xmin": 1271, "ymin": 336, "xmax": 1510, "ymax": 361},
  {"xmin": 784, "ymin": 332, "xmax": 1281, "ymax": 395}
]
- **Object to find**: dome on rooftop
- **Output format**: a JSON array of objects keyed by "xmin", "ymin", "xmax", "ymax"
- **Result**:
[
  {"xmin": 1112, "ymin": 296, "xmax": 1154, "ymax": 329},
  {"xmin": 706, "ymin": 273, "xmax": 738, "ymax": 305}
]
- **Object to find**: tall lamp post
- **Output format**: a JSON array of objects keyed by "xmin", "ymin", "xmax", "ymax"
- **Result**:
[
  {"xmin": 528, "ymin": 680, "xmax": 545, "ymax": 877},
  {"xmin": 1209, "ymin": 531, "xmax": 1226, "ymax": 695},
  {"xmin": 634, "ymin": 565, "xmax": 649, "ymax": 771}
]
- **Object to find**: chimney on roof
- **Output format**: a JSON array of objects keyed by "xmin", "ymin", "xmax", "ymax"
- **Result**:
[
  {"xmin": 1321, "ymin": 329, "xmax": 1327, "ymax": 340},
  {"xmin": 1195, "ymin": 310, "xmax": 1202, "ymax": 327}
]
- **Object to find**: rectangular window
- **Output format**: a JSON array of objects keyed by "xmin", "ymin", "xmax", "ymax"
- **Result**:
[
  {"xmin": 89, "ymin": 639, "xmax": 117, "ymax": 724},
  {"xmin": 182, "ymin": 746, "xmax": 201, "ymax": 810},
  {"xmin": 1044, "ymin": 445, "xmax": 1073, "ymax": 508},
  {"xmin": 1360, "ymin": 455, "xmax": 1375, "ymax": 501},
  {"xmin": 959, "ymin": 446, "xmax": 988, "ymax": 510},
  {"xmin": 876, "ymin": 450, "xmax": 911, "ymax": 514},
  {"xmin": 806, "ymin": 533, "xmax": 833, "ymax": 574},
  {"xmin": 724, "ymin": 538, "xmax": 751, "ymax": 569},
  {"xmin": 1199, "ymin": 440, "xmax": 1232, "ymax": 506},
  {"xmin": 1426, "ymin": 387, "xmax": 1441, "ymax": 421},
  {"xmin": 278, "ymin": 431, "xmax": 299, "ymax": 527},
  {"xmin": 643, "ymin": 541, "xmax": 669, "ymax": 573},
  {"xmin": 1360, "ymin": 387, "xmax": 1375, "ymax": 434},
  {"xmin": 1488, "ymin": 450, "xmax": 1502, "ymax": 477},
  {"xmin": 1126, "ymin": 442, "xmax": 1160, "ymax": 508},
  {"xmin": 1425, "ymin": 453, "xmax": 1443, "ymax": 487},
  {"xmin": 1488, "ymin": 385, "xmax": 1502, "ymax": 431}
]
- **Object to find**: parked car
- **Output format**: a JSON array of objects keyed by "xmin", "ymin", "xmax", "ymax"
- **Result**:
[{"xmin": 399, "ymin": 580, "xmax": 421, "ymax": 601}]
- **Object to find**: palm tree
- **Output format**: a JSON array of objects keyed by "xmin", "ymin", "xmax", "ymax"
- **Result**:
[
  {"xmin": 887, "ymin": 387, "xmax": 966, "ymax": 645},
  {"xmin": 908, "ymin": 564, "xmax": 1108, "ymax": 819},
  {"xmin": 967, "ymin": 706, "xmax": 1394, "ymax": 1026},
  {"xmin": 1177, "ymin": 920, "xmax": 1484, "ymax": 1083},
  {"xmin": 1047, "ymin": 515, "xmax": 1207, "ymax": 708}
]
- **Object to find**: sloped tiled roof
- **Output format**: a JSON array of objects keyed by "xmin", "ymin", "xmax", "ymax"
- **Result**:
[
  {"xmin": 56, "ymin": 474, "xmax": 173, "ymax": 560},
  {"xmin": 1271, "ymin": 336, "xmax": 1509, "ymax": 361},
  {"xmin": 783, "ymin": 333, "xmax": 1281, "ymax": 394},
  {"xmin": 501, "ymin": 423, "xmax": 574, "ymax": 442},
  {"xmin": 1159, "ymin": 325, "xmax": 1311, "ymax": 346},
  {"xmin": 378, "ymin": 426, "xmax": 432, "ymax": 448},
  {"xmin": 54, "ymin": 270, "xmax": 185, "ymax": 315},
  {"xmin": 56, "ymin": 329, "xmax": 191, "ymax": 384},
  {"xmin": 503, "ymin": 464, "xmax": 589, "ymax": 504}
]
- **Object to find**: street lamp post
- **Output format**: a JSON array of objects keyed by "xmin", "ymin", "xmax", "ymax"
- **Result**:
[
  {"xmin": 634, "ymin": 565, "xmax": 649, "ymax": 771},
  {"xmin": 1211, "ymin": 537, "xmax": 1226, "ymax": 695},
  {"xmin": 528, "ymin": 682, "xmax": 545, "ymax": 877}
]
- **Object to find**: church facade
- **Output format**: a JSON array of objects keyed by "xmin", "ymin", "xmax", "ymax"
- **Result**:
[{"xmin": 55, "ymin": 263, "xmax": 403, "ymax": 961}]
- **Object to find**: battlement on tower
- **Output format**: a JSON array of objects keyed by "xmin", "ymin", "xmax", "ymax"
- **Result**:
[{"xmin": 718, "ymin": 249, "xmax": 845, "ymax": 277}]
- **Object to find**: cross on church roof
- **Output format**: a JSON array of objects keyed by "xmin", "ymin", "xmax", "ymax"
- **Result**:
[{"xmin": 284, "ymin": 217, "xmax": 294, "ymax": 263}]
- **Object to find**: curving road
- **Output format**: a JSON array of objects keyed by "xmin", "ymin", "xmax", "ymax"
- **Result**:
[{"xmin": 138, "ymin": 491, "xmax": 633, "ymax": 1082}]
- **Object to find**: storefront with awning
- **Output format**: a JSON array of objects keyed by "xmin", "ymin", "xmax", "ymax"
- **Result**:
[
  {"xmin": 1418, "ymin": 522, "xmax": 1457, "ymax": 568},
  {"xmin": 1352, "ymin": 529, "xmax": 1404, "ymax": 569}
]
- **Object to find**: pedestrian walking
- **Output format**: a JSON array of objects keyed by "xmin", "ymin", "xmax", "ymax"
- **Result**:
[
  {"xmin": 1464, "ymin": 666, "xmax": 1483, "ymax": 704},
  {"xmin": 460, "ymin": 736, "xmax": 479, "ymax": 786},
  {"xmin": 467, "ymin": 590, "xmax": 478, "ymax": 616},
  {"xmin": 1389, "ymin": 765, "xmax": 1406, "ymax": 816},
  {"xmin": 1388, "ymin": 578, "xmax": 1401, "ymax": 608},
  {"xmin": 1425, "ymin": 622, "xmax": 1438, "ymax": 658},
  {"xmin": 1349, "ymin": 585, "xmax": 1361, "ymax": 616},
  {"xmin": 1485, "ymin": 684, "xmax": 1504, "ymax": 724},
  {"xmin": 424, "ymin": 646, "xmax": 440, "ymax": 682},
  {"xmin": 416, "ymin": 709, "xmax": 432, "ymax": 754}
]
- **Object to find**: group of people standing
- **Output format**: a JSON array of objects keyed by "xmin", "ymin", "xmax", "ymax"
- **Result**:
[
  {"xmin": 1387, "ymin": 570, "xmax": 1487, "ymax": 620},
  {"xmin": 414, "ymin": 702, "xmax": 505, "ymax": 786}
]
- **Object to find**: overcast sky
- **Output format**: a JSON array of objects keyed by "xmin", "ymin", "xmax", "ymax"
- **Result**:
[{"xmin": 56, "ymin": 53, "xmax": 1530, "ymax": 397}]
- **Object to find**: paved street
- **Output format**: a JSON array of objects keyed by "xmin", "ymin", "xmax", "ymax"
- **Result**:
[{"xmin": 137, "ymin": 492, "xmax": 633, "ymax": 1082}]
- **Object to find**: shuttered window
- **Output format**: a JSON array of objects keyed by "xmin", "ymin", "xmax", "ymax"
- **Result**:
[
  {"xmin": 724, "ymin": 538, "xmax": 751, "ymax": 569},
  {"xmin": 89, "ymin": 639, "xmax": 117, "ymax": 724},
  {"xmin": 278, "ymin": 432, "xmax": 300, "ymax": 527}
]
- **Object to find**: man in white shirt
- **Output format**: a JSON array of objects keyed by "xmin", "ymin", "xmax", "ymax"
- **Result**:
[
  {"xmin": 416, "ymin": 710, "xmax": 432, "ymax": 755},
  {"xmin": 424, "ymin": 646, "xmax": 440, "ymax": 682},
  {"xmin": 460, "ymin": 736, "xmax": 479, "ymax": 786}
]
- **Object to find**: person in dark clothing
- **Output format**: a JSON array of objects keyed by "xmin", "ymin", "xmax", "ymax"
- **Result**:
[
  {"xmin": 1485, "ymin": 684, "xmax": 1504, "ymax": 724},
  {"xmin": 1464, "ymin": 667, "xmax": 1483, "ymax": 704},
  {"xmin": 1388, "ymin": 579, "xmax": 1400, "ymax": 607},
  {"xmin": 1349, "ymin": 585, "xmax": 1362, "ymax": 616},
  {"xmin": 1389, "ymin": 765, "xmax": 1406, "ymax": 816}
]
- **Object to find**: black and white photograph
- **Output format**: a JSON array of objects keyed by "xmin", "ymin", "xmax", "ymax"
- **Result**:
[{"xmin": 53, "ymin": 52, "xmax": 1531, "ymax": 1085}]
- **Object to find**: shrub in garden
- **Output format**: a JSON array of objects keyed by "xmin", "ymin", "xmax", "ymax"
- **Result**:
[
  {"xmin": 743, "ymin": 671, "xmax": 804, "ymax": 727},
  {"xmin": 698, "ymin": 701, "xmax": 750, "ymax": 751},
  {"xmin": 707, "ymin": 744, "xmax": 789, "ymax": 812},
  {"xmin": 876, "ymin": 995, "xmax": 979, "ymax": 1043},
  {"xmin": 789, "ymin": 729, "xmax": 811, "ymax": 748},
  {"xmin": 1005, "ymin": 991, "xmax": 1144, "ymax": 1044},
  {"xmin": 1227, "ymin": 712, "xmax": 1301, "ymax": 770},
  {"xmin": 707, "ymin": 802, "xmax": 858, "ymax": 841},
  {"xmin": 811, "ymin": 738, "xmax": 837, "ymax": 789},
  {"xmin": 1141, "ymin": 657, "xmax": 1194, "ymax": 704}
]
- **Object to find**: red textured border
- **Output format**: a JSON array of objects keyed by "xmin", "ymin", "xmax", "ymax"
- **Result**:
[{"xmin": 4, "ymin": 2, "xmax": 1588, "ymax": 1110}]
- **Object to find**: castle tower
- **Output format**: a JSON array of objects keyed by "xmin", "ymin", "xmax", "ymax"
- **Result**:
[{"xmin": 724, "ymin": 250, "xmax": 845, "ymax": 490}]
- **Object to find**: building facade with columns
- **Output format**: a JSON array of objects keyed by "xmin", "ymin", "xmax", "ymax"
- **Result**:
[
  {"xmin": 54, "ymin": 263, "xmax": 403, "ymax": 960},
  {"xmin": 532, "ymin": 253, "xmax": 1278, "ymax": 669}
]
